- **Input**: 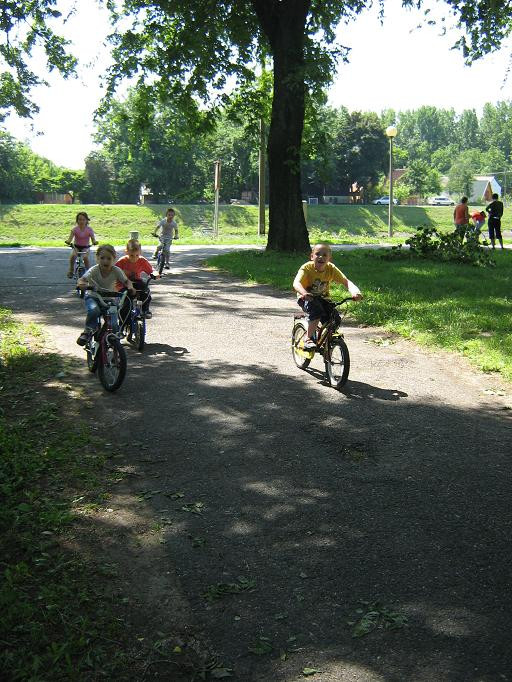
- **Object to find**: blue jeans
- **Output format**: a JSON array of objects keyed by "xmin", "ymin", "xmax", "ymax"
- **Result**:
[{"xmin": 84, "ymin": 294, "xmax": 120, "ymax": 333}]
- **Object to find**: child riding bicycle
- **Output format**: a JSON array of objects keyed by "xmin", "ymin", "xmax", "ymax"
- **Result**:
[
  {"xmin": 293, "ymin": 243, "xmax": 363, "ymax": 350},
  {"xmin": 152, "ymin": 207, "xmax": 179, "ymax": 268},
  {"xmin": 116, "ymin": 239, "xmax": 159, "ymax": 320},
  {"xmin": 65, "ymin": 211, "xmax": 98, "ymax": 277},
  {"xmin": 76, "ymin": 244, "xmax": 135, "ymax": 346}
]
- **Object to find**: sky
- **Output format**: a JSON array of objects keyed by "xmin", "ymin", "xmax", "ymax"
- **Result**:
[{"xmin": 4, "ymin": 0, "xmax": 512, "ymax": 169}]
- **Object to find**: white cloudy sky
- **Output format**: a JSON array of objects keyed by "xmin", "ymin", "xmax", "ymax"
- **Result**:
[{"xmin": 4, "ymin": 0, "xmax": 512, "ymax": 169}]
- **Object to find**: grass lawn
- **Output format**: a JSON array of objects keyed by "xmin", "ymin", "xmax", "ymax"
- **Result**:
[
  {"xmin": 0, "ymin": 311, "xmax": 133, "ymax": 678},
  {"xmin": 205, "ymin": 249, "xmax": 512, "ymax": 383},
  {"xmin": 2, "ymin": 202, "xmax": 505, "ymax": 247}
]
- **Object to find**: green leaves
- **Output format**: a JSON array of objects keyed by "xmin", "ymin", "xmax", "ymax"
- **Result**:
[
  {"xmin": 202, "ymin": 576, "xmax": 256, "ymax": 602},
  {"xmin": 248, "ymin": 636, "xmax": 273, "ymax": 655},
  {"xmin": 349, "ymin": 601, "xmax": 408, "ymax": 639}
]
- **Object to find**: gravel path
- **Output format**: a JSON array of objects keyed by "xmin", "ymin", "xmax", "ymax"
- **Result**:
[{"xmin": 2, "ymin": 246, "xmax": 512, "ymax": 682}]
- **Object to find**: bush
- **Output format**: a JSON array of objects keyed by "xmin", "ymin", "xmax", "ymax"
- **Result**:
[{"xmin": 386, "ymin": 226, "xmax": 496, "ymax": 267}]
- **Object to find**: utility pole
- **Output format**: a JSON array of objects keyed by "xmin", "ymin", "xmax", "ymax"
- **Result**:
[
  {"xmin": 258, "ymin": 118, "xmax": 266, "ymax": 236},
  {"xmin": 213, "ymin": 160, "xmax": 221, "ymax": 239}
]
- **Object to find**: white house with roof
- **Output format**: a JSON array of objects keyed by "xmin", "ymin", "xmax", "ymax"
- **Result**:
[{"xmin": 469, "ymin": 176, "xmax": 502, "ymax": 202}]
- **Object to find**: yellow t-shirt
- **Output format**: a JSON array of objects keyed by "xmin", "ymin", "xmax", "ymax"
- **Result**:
[{"xmin": 296, "ymin": 261, "xmax": 346, "ymax": 298}]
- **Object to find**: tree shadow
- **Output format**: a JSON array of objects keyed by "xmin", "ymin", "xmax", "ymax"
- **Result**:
[{"xmin": 2, "ymin": 247, "xmax": 512, "ymax": 681}]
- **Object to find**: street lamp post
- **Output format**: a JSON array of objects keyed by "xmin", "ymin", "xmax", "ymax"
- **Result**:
[{"xmin": 386, "ymin": 125, "xmax": 397, "ymax": 238}]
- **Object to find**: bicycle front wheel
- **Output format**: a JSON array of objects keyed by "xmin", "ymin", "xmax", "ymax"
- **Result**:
[
  {"xmin": 134, "ymin": 319, "xmax": 145, "ymax": 351},
  {"xmin": 292, "ymin": 322, "xmax": 312, "ymax": 369},
  {"xmin": 98, "ymin": 338, "xmax": 127, "ymax": 392},
  {"xmin": 325, "ymin": 336, "xmax": 350, "ymax": 388}
]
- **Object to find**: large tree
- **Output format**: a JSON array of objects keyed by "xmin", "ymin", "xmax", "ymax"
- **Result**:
[
  {"xmin": 0, "ymin": 1, "xmax": 76, "ymax": 119},
  {"xmin": 103, "ymin": 0, "xmax": 512, "ymax": 251},
  {"xmin": 4, "ymin": 2, "xmax": 512, "ymax": 249}
]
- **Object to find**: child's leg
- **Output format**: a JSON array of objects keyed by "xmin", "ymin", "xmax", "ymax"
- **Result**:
[
  {"xmin": 68, "ymin": 251, "xmax": 76, "ymax": 276},
  {"xmin": 84, "ymin": 296, "xmax": 101, "ymax": 331},
  {"xmin": 83, "ymin": 253, "xmax": 90, "ymax": 269}
]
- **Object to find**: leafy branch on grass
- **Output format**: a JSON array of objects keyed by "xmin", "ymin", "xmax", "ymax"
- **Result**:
[
  {"xmin": 202, "ymin": 577, "xmax": 256, "ymax": 602},
  {"xmin": 386, "ymin": 226, "xmax": 496, "ymax": 267},
  {"xmin": 348, "ymin": 600, "xmax": 408, "ymax": 638}
]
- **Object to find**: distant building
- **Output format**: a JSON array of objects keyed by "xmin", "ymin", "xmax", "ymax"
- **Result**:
[
  {"xmin": 36, "ymin": 192, "xmax": 73, "ymax": 204},
  {"xmin": 469, "ymin": 176, "xmax": 501, "ymax": 203}
]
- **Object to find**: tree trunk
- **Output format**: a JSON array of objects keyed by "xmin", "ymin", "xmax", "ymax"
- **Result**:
[{"xmin": 252, "ymin": 0, "xmax": 311, "ymax": 252}]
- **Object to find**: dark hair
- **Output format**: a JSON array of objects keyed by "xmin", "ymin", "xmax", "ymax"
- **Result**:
[
  {"xmin": 461, "ymin": 197, "xmax": 468, "ymax": 203},
  {"xmin": 492, "ymin": 193, "xmax": 499, "ymax": 200},
  {"xmin": 76, "ymin": 211, "xmax": 90, "ymax": 224}
]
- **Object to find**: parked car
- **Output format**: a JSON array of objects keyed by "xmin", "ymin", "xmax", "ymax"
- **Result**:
[
  {"xmin": 428, "ymin": 196, "xmax": 455, "ymax": 206},
  {"xmin": 372, "ymin": 196, "xmax": 398, "ymax": 205}
]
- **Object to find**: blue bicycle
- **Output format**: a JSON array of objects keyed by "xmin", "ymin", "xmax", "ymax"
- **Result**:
[{"xmin": 120, "ymin": 275, "xmax": 155, "ymax": 351}]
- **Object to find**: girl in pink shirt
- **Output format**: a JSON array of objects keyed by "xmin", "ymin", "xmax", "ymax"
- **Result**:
[{"xmin": 65, "ymin": 212, "xmax": 98, "ymax": 277}]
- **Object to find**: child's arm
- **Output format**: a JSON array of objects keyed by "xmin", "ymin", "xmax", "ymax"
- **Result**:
[
  {"xmin": 332, "ymin": 265, "xmax": 363, "ymax": 300},
  {"xmin": 65, "ymin": 229, "xmax": 74, "ymax": 245},
  {"xmin": 173, "ymin": 221, "xmax": 179, "ymax": 239},
  {"xmin": 293, "ymin": 270, "xmax": 312, "ymax": 299},
  {"xmin": 90, "ymin": 228, "xmax": 98, "ymax": 246}
]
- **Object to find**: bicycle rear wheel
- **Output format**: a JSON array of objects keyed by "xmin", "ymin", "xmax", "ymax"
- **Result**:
[
  {"xmin": 292, "ymin": 322, "xmax": 312, "ymax": 369},
  {"xmin": 325, "ymin": 336, "xmax": 350, "ymax": 388},
  {"xmin": 98, "ymin": 338, "xmax": 127, "ymax": 392}
]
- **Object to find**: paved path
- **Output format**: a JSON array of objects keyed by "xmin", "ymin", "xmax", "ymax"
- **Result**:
[{"xmin": 1, "ymin": 246, "xmax": 512, "ymax": 681}]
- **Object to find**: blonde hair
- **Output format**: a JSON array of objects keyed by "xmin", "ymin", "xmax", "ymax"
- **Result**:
[
  {"xmin": 126, "ymin": 239, "xmax": 141, "ymax": 252},
  {"xmin": 96, "ymin": 244, "xmax": 117, "ymax": 259},
  {"xmin": 311, "ymin": 243, "xmax": 332, "ymax": 256}
]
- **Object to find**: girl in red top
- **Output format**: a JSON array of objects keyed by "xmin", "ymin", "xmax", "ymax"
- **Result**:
[{"xmin": 116, "ymin": 239, "xmax": 159, "ymax": 318}]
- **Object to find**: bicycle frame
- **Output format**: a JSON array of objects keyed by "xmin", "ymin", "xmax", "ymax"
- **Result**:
[
  {"xmin": 295, "ymin": 297, "xmax": 352, "ymax": 358},
  {"xmin": 89, "ymin": 290, "xmax": 127, "ymax": 356}
]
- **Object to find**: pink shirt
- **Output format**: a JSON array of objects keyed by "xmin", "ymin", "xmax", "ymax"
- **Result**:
[{"xmin": 71, "ymin": 225, "xmax": 95, "ymax": 247}]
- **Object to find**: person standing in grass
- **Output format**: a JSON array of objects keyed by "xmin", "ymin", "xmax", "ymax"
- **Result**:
[
  {"xmin": 486, "ymin": 193, "xmax": 504, "ymax": 250},
  {"xmin": 453, "ymin": 197, "xmax": 469, "ymax": 241},
  {"xmin": 293, "ymin": 243, "xmax": 363, "ymax": 351}
]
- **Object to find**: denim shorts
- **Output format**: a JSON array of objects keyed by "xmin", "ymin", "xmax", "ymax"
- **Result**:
[{"xmin": 297, "ymin": 296, "xmax": 330, "ymax": 323}]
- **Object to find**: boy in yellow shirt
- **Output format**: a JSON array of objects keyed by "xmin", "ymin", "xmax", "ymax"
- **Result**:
[{"xmin": 293, "ymin": 243, "xmax": 363, "ymax": 350}]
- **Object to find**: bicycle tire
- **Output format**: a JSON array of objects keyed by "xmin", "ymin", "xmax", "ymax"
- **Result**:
[
  {"xmin": 98, "ymin": 338, "xmax": 127, "ymax": 392},
  {"xmin": 157, "ymin": 251, "xmax": 165, "ymax": 276},
  {"xmin": 135, "ymin": 319, "xmax": 145, "ymax": 351},
  {"xmin": 325, "ymin": 336, "xmax": 350, "ymax": 388},
  {"xmin": 292, "ymin": 322, "xmax": 312, "ymax": 369},
  {"xmin": 86, "ymin": 340, "xmax": 98, "ymax": 373}
]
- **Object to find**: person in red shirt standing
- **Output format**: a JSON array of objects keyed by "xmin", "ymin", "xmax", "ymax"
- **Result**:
[
  {"xmin": 453, "ymin": 197, "xmax": 469, "ymax": 241},
  {"xmin": 116, "ymin": 239, "xmax": 159, "ymax": 319}
]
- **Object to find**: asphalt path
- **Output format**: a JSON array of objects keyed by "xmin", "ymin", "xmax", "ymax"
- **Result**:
[{"xmin": 2, "ymin": 246, "xmax": 512, "ymax": 681}]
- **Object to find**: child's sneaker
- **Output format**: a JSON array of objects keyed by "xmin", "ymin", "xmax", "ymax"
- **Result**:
[
  {"xmin": 144, "ymin": 311, "xmax": 152, "ymax": 319},
  {"xmin": 303, "ymin": 338, "xmax": 316, "ymax": 350},
  {"xmin": 76, "ymin": 330, "xmax": 91, "ymax": 346}
]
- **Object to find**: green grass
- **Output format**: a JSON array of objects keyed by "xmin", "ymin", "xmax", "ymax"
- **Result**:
[
  {"xmin": 205, "ymin": 249, "xmax": 512, "ymax": 382},
  {"xmin": 1, "ymin": 202, "xmax": 503, "ymax": 247},
  {"xmin": 0, "ymin": 310, "xmax": 131, "ymax": 679}
]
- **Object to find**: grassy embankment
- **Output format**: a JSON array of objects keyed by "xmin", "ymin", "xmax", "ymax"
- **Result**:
[
  {"xmin": 0, "ymin": 202, "xmax": 498, "ymax": 247},
  {"xmin": 206, "ymin": 249, "xmax": 512, "ymax": 383}
]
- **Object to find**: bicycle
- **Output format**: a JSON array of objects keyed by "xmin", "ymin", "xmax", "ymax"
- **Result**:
[
  {"xmin": 66, "ymin": 243, "xmax": 90, "ymax": 298},
  {"xmin": 119, "ymin": 274, "xmax": 155, "ymax": 352},
  {"xmin": 82, "ymin": 288, "xmax": 129, "ymax": 392},
  {"xmin": 292, "ymin": 296, "xmax": 352, "ymax": 389},
  {"xmin": 153, "ymin": 234, "xmax": 177, "ymax": 275}
]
